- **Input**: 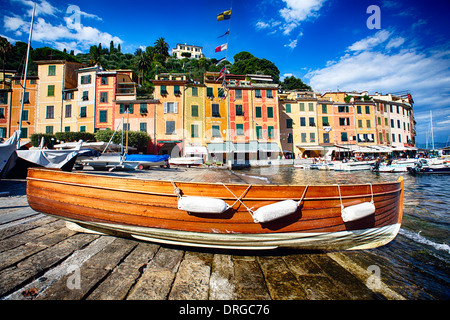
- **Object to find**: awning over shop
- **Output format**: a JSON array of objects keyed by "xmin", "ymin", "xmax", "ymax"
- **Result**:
[
  {"xmin": 258, "ymin": 142, "xmax": 281, "ymax": 153},
  {"xmin": 333, "ymin": 144, "xmax": 361, "ymax": 152},
  {"xmin": 184, "ymin": 146, "xmax": 207, "ymax": 155},
  {"xmin": 296, "ymin": 145, "xmax": 325, "ymax": 151},
  {"xmin": 391, "ymin": 146, "xmax": 417, "ymax": 151},
  {"xmin": 234, "ymin": 141, "xmax": 258, "ymax": 153},
  {"xmin": 207, "ymin": 142, "xmax": 235, "ymax": 153}
]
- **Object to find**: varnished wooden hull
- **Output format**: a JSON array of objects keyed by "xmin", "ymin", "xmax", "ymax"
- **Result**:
[{"xmin": 26, "ymin": 168, "xmax": 404, "ymax": 250}]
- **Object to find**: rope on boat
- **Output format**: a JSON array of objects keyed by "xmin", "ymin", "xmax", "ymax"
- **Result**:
[
  {"xmin": 336, "ymin": 183, "xmax": 374, "ymax": 209},
  {"xmin": 221, "ymin": 183, "xmax": 254, "ymax": 214},
  {"xmin": 337, "ymin": 183, "xmax": 376, "ymax": 222},
  {"xmin": 297, "ymin": 185, "xmax": 309, "ymax": 207},
  {"xmin": 171, "ymin": 181, "xmax": 182, "ymax": 199}
]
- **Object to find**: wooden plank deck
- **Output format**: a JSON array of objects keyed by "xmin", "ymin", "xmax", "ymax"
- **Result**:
[{"xmin": 0, "ymin": 170, "xmax": 408, "ymax": 301}]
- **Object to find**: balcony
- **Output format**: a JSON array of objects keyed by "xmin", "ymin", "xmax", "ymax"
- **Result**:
[{"xmin": 116, "ymin": 82, "xmax": 136, "ymax": 95}]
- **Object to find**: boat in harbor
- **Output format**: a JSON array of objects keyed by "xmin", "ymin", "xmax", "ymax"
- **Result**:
[
  {"xmin": 1, "ymin": 132, "xmax": 82, "ymax": 179},
  {"xmin": 79, "ymin": 153, "xmax": 170, "ymax": 171},
  {"xmin": 26, "ymin": 168, "xmax": 404, "ymax": 250},
  {"xmin": 333, "ymin": 160, "xmax": 375, "ymax": 171},
  {"xmin": 407, "ymin": 159, "xmax": 450, "ymax": 174},
  {"xmin": 169, "ymin": 156, "xmax": 203, "ymax": 167},
  {"xmin": 0, "ymin": 130, "xmax": 21, "ymax": 178},
  {"xmin": 372, "ymin": 159, "xmax": 417, "ymax": 173}
]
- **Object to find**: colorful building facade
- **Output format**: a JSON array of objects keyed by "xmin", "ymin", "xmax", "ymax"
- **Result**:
[
  {"xmin": 35, "ymin": 60, "xmax": 84, "ymax": 135},
  {"xmin": 152, "ymin": 73, "xmax": 187, "ymax": 156},
  {"xmin": 9, "ymin": 75, "xmax": 39, "ymax": 141}
]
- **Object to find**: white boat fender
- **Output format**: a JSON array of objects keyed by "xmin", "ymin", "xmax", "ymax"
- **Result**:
[
  {"xmin": 337, "ymin": 184, "xmax": 375, "ymax": 222},
  {"xmin": 178, "ymin": 196, "xmax": 230, "ymax": 214},
  {"xmin": 251, "ymin": 185, "xmax": 309, "ymax": 223},
  {"xmin": 252, "ymin": 200, "xmax": 299, "ymax": 223},
  {"xmin": 341, "ymin": 202, "xmax": 375, "ymax": 222}
]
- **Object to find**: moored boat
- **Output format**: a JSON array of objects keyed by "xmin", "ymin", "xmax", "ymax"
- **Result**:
[
  {"xmin": 169, "ymin": 156, "xmax": 203, "ymax": 167},
  {"xmin": 407, "ymin": 159, "xmax": 450, "ymax": 174},
  {"xmin": 333, "ymin": 160, "xmax": 375, "ymax": 171},
  {"xmin": 26, "ymin": 168, "xmax": 404, "ymax": 250},
  {"xmin": 372, "ymin": 159, "xmax": 417, "ymax": 173}
]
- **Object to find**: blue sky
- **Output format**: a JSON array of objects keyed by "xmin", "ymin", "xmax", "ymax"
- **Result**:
[{"xmin": 2, "ymin": 0, "xmax": 450, "ymax": 144}]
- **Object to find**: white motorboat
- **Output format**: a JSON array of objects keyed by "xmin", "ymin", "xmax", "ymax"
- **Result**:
[{"xmin": 169, "ymin": 156, "xmax": 203, "ymax": 167}]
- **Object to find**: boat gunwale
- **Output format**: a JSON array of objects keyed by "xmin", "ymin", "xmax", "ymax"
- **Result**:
[
  {"xmin": 26, "ymin": 167, "xmax": 402, "ymax": 189},
  {"xmin": 27, "ymin": 174, "xmax": 403, "ymax": 202}
]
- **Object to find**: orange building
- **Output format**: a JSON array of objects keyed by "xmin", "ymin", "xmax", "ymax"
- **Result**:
[
  {"xmin": 9, "ymin": 75, "xmax": 38, "ymax": 141},
  {"xmin": 95, "ymin": 70, "xmax": 118, "ymax": 131},
  {"xmin": 151, "ymin": 73, "xmax": 187, "ymax": 156},
  {"xmin": 0, "ymin": 89, "xmax": 11, "ymax": 139},
  {"xmin": 227, "ymin": 74, "xmax": 280, "ymax": 161}
]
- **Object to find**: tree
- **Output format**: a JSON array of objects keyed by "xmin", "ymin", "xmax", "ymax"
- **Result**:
[
  {"xmin": 0, "ymin": 37, "xmax": 12, "ymax": 85},
  {"xmin": 154, "ymin": 37, "xmax": 169, "ymax": 57},
  {"xmin": 89, "ymin": 45, "xmax": 101, "ymax": 66},
  {"xmin": 233, "ymin": 51, "xmax": 254, "ymax": 62},
  {"xmin": 230, "ymin": 52, "xmax": 280, "ymax": 83},
  {"xmin": 280, "ymin": 76, "xmax": 312, "ymax": 91},
  {"xmin": 135, "ymin": 51, "xmax": 152, "ymax": 85},
  {"xmin": 110, "ymin": 40, "xmax": 115, "ymax": 54}
]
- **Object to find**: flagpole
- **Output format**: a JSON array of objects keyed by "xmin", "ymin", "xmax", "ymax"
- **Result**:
[
  {"xmin": 18, "ymin": 2, "xmax": 36, "ymax": 147},
  {"xmin": 224, "ymin": 1, "xmax": 232, "ymax": 86}
]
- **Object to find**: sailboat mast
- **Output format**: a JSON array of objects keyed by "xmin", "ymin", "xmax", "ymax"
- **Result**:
[
  {"xmin": 431, "ymin": 110, "xmax": 435, "ymax": 151},
  {"xmin": 18, "ymin": 3, "xmax": 36, "ymax": 146}
]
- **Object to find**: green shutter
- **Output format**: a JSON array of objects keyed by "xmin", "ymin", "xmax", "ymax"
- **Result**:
[
  {"xmin": 267, "ymin": 107, "xmax": 273, "ymax": 118},
  {"xmin": 100, "ymin": 110, "xmax": 107, "ymax": 123},
  {"xmin": 256, "ymin": 126, "xmax": 262, "ymax": 139},
  {"xmin": 48, "ymin": 65, "xmax": 56, "ymax": 76},
  {"xmin": 236, "ymin": 124, "xmax": 244, "ymax": 135},
  {"xmin": 268, "ymin": 126, "xmax": 274, "ymax": 138},
  {"xmin": 255, "ymin": 106, "xmax": 262, "ymax": 118},
  {"xmin": 47, "ymin": 85, "xmax": 55, "ymax": 96},
  {"xmin": 191, "ymin": 105, "xmax": 198, "ymax": 117}
]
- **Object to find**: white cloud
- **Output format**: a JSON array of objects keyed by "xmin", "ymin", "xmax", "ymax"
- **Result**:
[
  {"xmin": 3, "ymin": 0, "xmax": 123, "ymax": 53},
  {"xmin": 256, "ymin": 21, "xmax": 270, "ymax": 29},
  {"xmin": 255, "ymin": 0, "xmax": 326, "ymax": 41},
  {"xmin": 12, "ymin": 0, "xmax": 60, "ymax": 17},
  {"xmin": 347, "ymin": 30, "xmax": 391, "ymax": 51},
  {"xmin": 279, "ymin": 0, "xmax": 327, "ymax": 35},
  {"xmin": 4, "ymin": 15, "xmax": 27, "ymax": 32},
  {"xmin": 306, "ymin": 32, "xmax": 450, "ymax": 142},
  {"xmin": 386, "ymin": 37, "xmax": 405, "ymax": 49},
  {"xmin": 280, "ymin": 0, "xmax": 326, "ymax": 22},
  {"xmin": 284, "ymin": 39, "xmax": 298, "ymax": 49}
]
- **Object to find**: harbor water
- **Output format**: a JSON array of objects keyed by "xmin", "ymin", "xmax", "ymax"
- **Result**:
[{"xmin": 233, "ymin": 166, "xmax": 450, "ymax": 299}]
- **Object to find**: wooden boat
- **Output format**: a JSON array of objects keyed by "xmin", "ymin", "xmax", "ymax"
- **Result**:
[{"xmin": 26, "ymin": 168, "xmax": 404, "ymax": 250}]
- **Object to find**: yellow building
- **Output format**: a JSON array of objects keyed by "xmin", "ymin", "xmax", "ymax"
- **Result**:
[
  {"xmin": 151, "ymin": 73, "xmax": 187, "ymax": 157},
  {"xmin": 354, "ymin": 100, "xmax": 377, "ymax": 145},
  {"xmin": 279, "ymin": 91, "xmax": 320, "ymax": 158},
  {"xmin": 203, "ymin": 72, "xmax": 230, "ymax": 161},
  {"xmin": 35, "ymin": 60, "xmax": 84, "ymax": 134},
  {"xmin": 74, "ymin": 66, "xmax": 99, "ymax": 133},
  {"xmin": 316, "ymin": 96, "xmax": 335, "ymax": 145},
  {"xmin": 184, "ymin": 83, "xmax": 207, "ymax": 157}
]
